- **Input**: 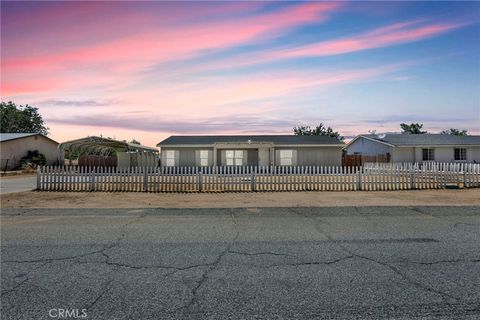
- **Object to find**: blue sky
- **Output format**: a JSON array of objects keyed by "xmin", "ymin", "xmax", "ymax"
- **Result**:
[{"xmin": 1, "ymin": 1, "xmax": 479, "ymax": 145}]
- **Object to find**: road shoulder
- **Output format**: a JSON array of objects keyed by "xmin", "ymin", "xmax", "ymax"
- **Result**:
[{"xmin": 1, "ymin": 189, "xmax": 479, "ymax": 209}]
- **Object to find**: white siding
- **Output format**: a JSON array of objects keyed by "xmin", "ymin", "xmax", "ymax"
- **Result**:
[
  {"xmin": 412, "ymin": 146, "xmax": 480, "ymax": 163},
  {"xmin": 392, "ymin": 147, "xmax": 415, "ymax": 162},
  {"xmin": 345, "ymin": 137, "xmax": 392, "ymax": 156},
  {"xmin": 275, "ymin": 147, "xmax": 342, "ymax": 166}
]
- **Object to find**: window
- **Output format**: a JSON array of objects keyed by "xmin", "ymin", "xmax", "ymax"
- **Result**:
[
  {"xmin": 422, "ymin": 148, "xmax": 434, "ymax": 161},
  {"xmin": 199, "ymin": 150, "xmax": 209, "ymax": 166},
  {"xmin": 454, "ymin": 148, "xmax": 467, "ymax": 161},
  {"xmin": 225, "ymin": 150, "xmax": 243, "ymax": 166},
  {"xmin": 280, "ymin": 150, "xmax": 293, "ymax": 166},
  {"xmin": 166, "ymin": 150, "xmax": 175, "ymax": 167}
]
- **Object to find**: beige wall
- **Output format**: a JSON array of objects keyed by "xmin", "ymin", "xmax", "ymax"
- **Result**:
[
  {"xmin": 413, "ymin": 146, "xmax": 480, "ymax": 163},
  {"xmin": 161, "ymin": 147, "xmax": 214, "ymax": 167},
  {"xmin": 161, "ymin": 145, "xmax": 343, "ymax": 167},
  {"xmin": 117, "ymin": 152, "xmax": 158, "ymax": 168},
  {"xmin": 392, "ymin": 147, "xmax": 415, "ymax": 162},
  {"xmin": 0, "ymin": 136, "xmax": 62, "ymax": 170},
  {"xmin": 346, "ymin": 137, "xmax": 392, "ymax": 155},
  {"xmin": 275, "ymin": 147, "xmax": 342, "ymax": 166},
  {"xmin": 391, "ymin": 146, "xmax": 480, "ymax": 163},
  {"xmin": 471, "ymin": 147, "xmax": 480, "ymax": 163}
]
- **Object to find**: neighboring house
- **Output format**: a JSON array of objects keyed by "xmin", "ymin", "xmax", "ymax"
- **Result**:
[
  {"xmin": 157, "ymin": 135, "xmax": 344, "ymax": 167},
  {"xmin": 344, "ymin": 134, "xmax": 480, "ymax": 163},
  {"xmin": 0, "ymin": 133, "xmax": 63, "ymax": 170}
]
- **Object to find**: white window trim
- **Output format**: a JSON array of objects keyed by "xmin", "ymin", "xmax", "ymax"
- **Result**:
[
  {"xmin": 225, "ymin": 150, "xmax": 244, "ymax": 166},
  {"xmin": 166, "ymin": 150, "xmax": 175, "ymax": 167},
  {"xmin": 279, "ymin": 150, "xmax": 294, "ymax": 166},
  {"xmin": 199, "ymin": 150, "xmax": 209, "ymax": 166}
]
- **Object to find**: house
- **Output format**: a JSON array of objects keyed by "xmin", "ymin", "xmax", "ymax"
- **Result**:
[
  {"xmin": 0, "ymin": 133, "xmax": 63, "ymax": 170},
  {"xmin": 344, "ymin": 134, "xmax": 480, "ymax": 163},
  {"xmin": 59, "ymin": 136, "xmax": 159, "ymax": 168},
  {"xmin": 157, "ymin": 135, "xmax": 344, "ymax": 167}
]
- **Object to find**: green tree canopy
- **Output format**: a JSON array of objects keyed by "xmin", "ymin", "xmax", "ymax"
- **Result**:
[
  {"xmin": 400, "ymin": 123, "xmax": 426, "ymax": 134},
  {"xmin": 0, "ymin": 101, "xmax": 49, "ymax": 135},
  {"xmin": 293, "ymin": 123, "xmax": 344, "ymax": 141},
  {"xmin": 129, "ymin": 139, "xmax": 141, "ymax": 145},
  {"xmin": 440, "ymin": 128, "xmax": 469, "ymax": 136}
]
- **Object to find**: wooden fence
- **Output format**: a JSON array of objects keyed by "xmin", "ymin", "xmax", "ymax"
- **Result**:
[
  {"xmin": 37, "ymin": 163, "xmax": 480, "ymax": 192},
  {"xmin": 343, "ymin": 154, "xmax": 390, "ymax": 167}
]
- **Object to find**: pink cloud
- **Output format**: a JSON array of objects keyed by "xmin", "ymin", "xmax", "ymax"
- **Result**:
[
  {"xmin": 275, "ymin": 20, "xmax": 465, "ymax": 58},
  {"xmin": 1, "ymin": 79, "xmax": 60, "ymax": 96},
  {"xmin": 2, "ymin": 3, "xmax": 341, "ymax": 73}
]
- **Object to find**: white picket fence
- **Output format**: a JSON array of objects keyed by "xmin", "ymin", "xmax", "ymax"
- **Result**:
[{"xmin": 37, "ymin": 163, "xmax": 480, "ymax": 192}]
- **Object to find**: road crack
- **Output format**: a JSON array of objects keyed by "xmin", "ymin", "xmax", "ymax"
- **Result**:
[
  {"xmin": 288, "ymin": 207, "xmax": 461, "ymax": 302},
  {"xmin": 2, "ymin": 212, "xmax": 148, "ymax": 265},
  {"xmin": 83, "ymin": 279, "xmax": 113, "ymax": 311},
  {"xmin": 176, "ymin": 209, "xmax": 239, "ymax": 315},
  {"xmin": 228, "ymin": 250, "xmax": 298, "ymax": 259}
]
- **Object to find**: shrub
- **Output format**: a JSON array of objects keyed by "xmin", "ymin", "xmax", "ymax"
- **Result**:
[{"xmin": 20, "ymin": 150, "xmax": 47, "ymax": 168}]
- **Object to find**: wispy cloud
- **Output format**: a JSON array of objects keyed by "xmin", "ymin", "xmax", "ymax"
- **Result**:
[
  {"xmin": 272, "ymin": 20, "xmax": 466, "ymax": 58},
  {"xmin": 362, "ymin": 114, "xmax": 472, "ymax": 125},
  {"xmin": 2, "ymin": 3, "xmax": 341, "ymax": 74},
  {"xmin": 47, "ymin": 114, "xmax": 297, "ymax": 135},
  {"xmin": 392, "ymin": 76, "xmax": 414, "ymax": 81},
  {"xmin": 37, "ymin": 99, "xmax": 111, "ymax": 107}
]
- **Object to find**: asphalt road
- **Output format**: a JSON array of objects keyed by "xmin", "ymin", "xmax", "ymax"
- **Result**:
[
  {"xmin": 1, "ymin": 206, "xmax": 479, "ymax": 320},
  {"xmin": 0, "ymin": 176, "xmax": 36, "ymax": 194}
]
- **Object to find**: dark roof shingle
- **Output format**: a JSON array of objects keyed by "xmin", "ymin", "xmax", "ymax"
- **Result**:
[
  {"xmin": 158, "ymin": 135, "xmax": 344, "ymax": 146},
  {"xmin": 363, "ymin": 134, "xmax": 480, "ymax": 146}
]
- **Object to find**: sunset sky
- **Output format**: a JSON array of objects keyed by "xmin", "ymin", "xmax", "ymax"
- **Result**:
[{"xmin": 1, "ymin": 1, "xmax": 479, "ymax": 147}]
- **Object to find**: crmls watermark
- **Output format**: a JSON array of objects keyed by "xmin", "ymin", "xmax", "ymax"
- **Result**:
[{"xmin": 48, "ymin": 309, "xmax": 87, "ymax": 318}]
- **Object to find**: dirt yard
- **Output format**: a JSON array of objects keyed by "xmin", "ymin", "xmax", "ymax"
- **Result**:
[{"xmin": 1, "ymin": 189, "xmax": 479, "ymax": 208}]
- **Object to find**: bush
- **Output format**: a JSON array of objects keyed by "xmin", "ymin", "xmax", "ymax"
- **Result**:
[
  {"xmin": 20, "ymin": 150, "xmax": 47, "ymax": 168},
  {"xmin": 20, "ymin": 162, "xmax": 37, "ymax": 173}
]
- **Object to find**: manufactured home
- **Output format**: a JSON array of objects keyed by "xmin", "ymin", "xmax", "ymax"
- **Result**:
[
  {"xmin": 345, "ymin": 134, "xmax": 480, "ymax": 163},
  {"xmin": 157, "ymin": 135, "xmax": 344, "ymax": 167}
]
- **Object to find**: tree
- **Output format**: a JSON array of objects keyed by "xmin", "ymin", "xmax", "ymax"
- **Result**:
[
  {"xmin": 400, "ymin": 123, "xmax": 426, "ymax": 134},
  {"xmin": 129, "ymin": 139, "xmax": 141, "ymax": 145},
  {"xmin": 440, "ymin": 128, "xmax": 469, "ymax": 136},
  {"xmin": 293, "ymin": 123, "xmax": 344, "ymax": 141},
  {"xmin": 0, "ymin": 101, "xmax": 49, "ymax": 135}
]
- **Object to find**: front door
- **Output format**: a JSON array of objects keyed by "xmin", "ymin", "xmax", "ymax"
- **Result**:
[{"xmin": 258, "ymin": 148, "xmax": 270, "ymax": 166}]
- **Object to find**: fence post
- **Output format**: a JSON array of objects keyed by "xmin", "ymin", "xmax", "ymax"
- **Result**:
[
  {"xmin": 410, "ymin": 169, "xmax": 415, "ymax": 190},
  {"xmin": 89, "ymin": 167, "xmax": 95, "ymax": 191},
  {"xmin": 144, "ymin": 167, "xmax": 148, "ymax": 192},
  {"xmin": 357, "ymin": 167, "xmax": 362, "ymax": 191},
  {"xmin": 198, "ymin": 168, "xmax": 202, "ymax": 192},
  {"xmin": 37, "ymin": 166, "xmax": 41, "ymax": 190},
  {"xmin": 251, "ymin": 166, "xmax": 256, "ymax": 191}
]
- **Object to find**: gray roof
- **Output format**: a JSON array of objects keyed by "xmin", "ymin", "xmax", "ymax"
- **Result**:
[
  {"xmin": 362, "ymin": 134, "xmax": 480, "ymax": 146},
  {"xmin": 158, "ymin": 135, "xmax": 344, "ymax": 146},
  {"xmin": 0, "ymin": 133, "xmax": 50, "ymax": 142}
]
